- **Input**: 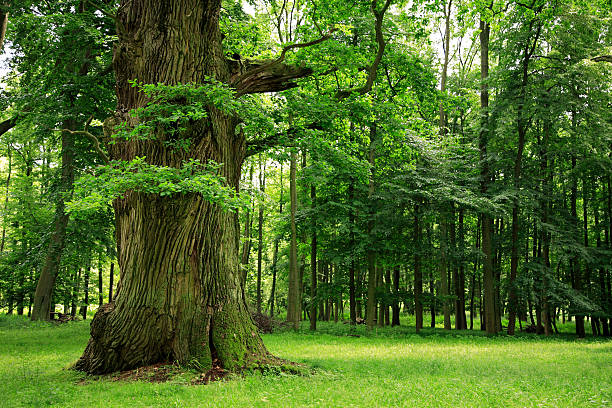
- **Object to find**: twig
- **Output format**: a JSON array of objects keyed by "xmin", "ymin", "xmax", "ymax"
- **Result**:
[
  {"xmin": 53, "ymin": 127, "xmax": 110, "ymax": 164},
  {"xmin": 84, "ymin": 0, "xmax": 117, "ymax": 20}
]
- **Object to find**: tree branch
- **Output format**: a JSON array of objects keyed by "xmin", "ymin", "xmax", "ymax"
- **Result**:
[
  {"xmin": 0, "ymin": 116, "xmax": 16, "ymax": 137},
  {"xmin": 592, "ymin": 55, "xmax": 612, "ymax": 63},
  {"xmin": 335, "ymin": 0, "xmax": 392, "ymax": 99},
  {"xmin": 53, "ymin": 126, "xmax": 110, "ymax": 164},
  {"xmin": 230, "ymin": 30, "xmax": 336, "ymax": 96},
  {"xmin": 246, "ymin": 0, "xmax": 393, "ymax": 154},
  {"xmin": 84, "ymin": 0, "xmax": 117, "ymax": 21}
]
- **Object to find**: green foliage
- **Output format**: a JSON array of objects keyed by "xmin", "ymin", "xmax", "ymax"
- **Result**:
[
  {"xmin": 113, "ymin": 80, "xmax": 240, "ymax": 147},
  {"xmin": 67, "ymin": 158, "xmax": 248, "ymax": 215}
]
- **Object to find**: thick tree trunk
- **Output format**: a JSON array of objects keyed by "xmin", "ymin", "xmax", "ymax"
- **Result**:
[{"xmin": 76, "ymin": 0, "xmax": 296, "ymax": 374}]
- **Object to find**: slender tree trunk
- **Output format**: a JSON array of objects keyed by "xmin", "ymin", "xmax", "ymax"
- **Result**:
[
  {"xmin": 0, "ymin": 5, "xmax": 8, "ymax": 50},
  {"xmin": 31, "ymin": 1, "xmax": 99, "ymax": 320},
  {"xmin": 540, "ymin": 120, "xmax": 553, "ymax": 335},
  {"xmin": 583, "ymin": 178, "xmax": 597, "ymax": 336},
  {"xmin": 31, "ymin": 123, "xmax": 76, "ymax": 321},
  {"xmin": 71, "ymin": 269, "xmax": 80, "ymax": 318},
  {"xmin": 98, "ymin": 258, "xmax": 103, "ymax": 307},
  {"xmin": 392, "ymin": 267, "xmax": 400, "ymax": 326},
  {"xmin": 508, "ymin": 22, "xmax": 541, "ymax": 335},
  {"xmin": 456, "ymin": 208, "xmax": 467, "ymax": 329},
  {"xmin": 241, "ymin": 163, "xmax": 254, "ymax": 283},
  {"xmin": 268, "ymin": 163, "xmax": 282, "ymax": 318},
  {"xmin": 470, "ymin": 216, "xmax": 480, "ymax": 330},
  {"xmin": 310, "ymin": 182, "xmax": 317, "ymax": 331},
  {"xmin": 439, "ymin": 214, "xmax": 451, "ymax": 330},
  {"xmin": 596, "ymin": 185, "xmax": 610, "ymax": 336},
  {"xmin": 16, "ymin": 219, "xmax": 29, "ymax": 316},
  {"xmin": 334, "ymin": 268, "xmax": 340, "ymax": 323},
  {"xmin": 384, "ymin": 269, "xmax": 391, "ymax": 326},
  {"xmin": 414, "ymin": 202, "xmax": 423, "ymax": 331},
  {"xmin": 80, "ymin": 262, "xmax": 90, "ymax": 320},
  {"xmin": 356, "ymin": 267, "xmax": 362, "ymax": 319},
  {"xmin": 0, "ymin": 142, "xmax": 11, "ymax": 254},
  {"xmin": 287, "ymin": 151, "xmax": 300, "ymax": 329},
  {"xmin": 607, "ymin": 175, "xmax": 612, "ymax": 336},
  {"xmin": 108, "ymin": 262, "xmax": 114, "ymax": 303},
  {"xmin": 298, "ymin": 153, "xmax": 307, "ymax": 322},
  {"xmin": 324, "ymin": 264, "xmax": 330, "ymax": 321},
  {"xmin": 495, "ymin": 218, "xmax": 503, "ymax": 332},
  {"xmin": 348, "ymin": 177, "xmax": 357, "ymax": 325},
  {"xmin": 438, "ymin": 0, "xmax": 452, "ymax": 332},
  {"xmin": 427, "ymin": 225, "xmax": 436, "ymax": 328},
  {"xmin": 570, "ymin": 152, "xmax": 585, "ymax": 337},
  {"xmin": 366, "ymin": 124, "xmax": 378, "ymax": 329},
  {"xmin": 256, "ymin": 157, "xmax": 265, "ymax": 314},
  {"xmin": 377, "ymin": 266, "xmax": 384, "ymax": 327},
  {"xmin": 479, "ymin": 17, "xmax": 497, "ymax": 334}
]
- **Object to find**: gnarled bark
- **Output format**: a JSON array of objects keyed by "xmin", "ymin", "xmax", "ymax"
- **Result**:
[{"xmin": 77, "ymin": 0, "xmax": 311, "ymax": 374}]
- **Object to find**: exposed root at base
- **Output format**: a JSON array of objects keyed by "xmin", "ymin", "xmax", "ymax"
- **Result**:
[{"xmin": 75, "ymin": 356, "xmax": 310, "ymax": 386}]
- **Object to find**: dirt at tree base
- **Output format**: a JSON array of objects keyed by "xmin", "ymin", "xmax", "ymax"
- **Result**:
[
  {"xmin": 110, "ymin": 363, "xmax": 177, "ymax": 383},
  {"xmin": 191, "ymin": 359, "xmax": 229, "ymax": 385},
  {"xmin": 76, "ymin": 356, "xmax": 308, "ymax": 386}
]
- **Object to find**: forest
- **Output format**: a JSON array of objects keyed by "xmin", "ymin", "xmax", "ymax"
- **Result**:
[{"xmin": 0, "ymin": 0, "xmax": 611, "ymax": 407}]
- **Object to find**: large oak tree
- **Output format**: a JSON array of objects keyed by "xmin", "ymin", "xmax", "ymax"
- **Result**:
[{"xmin": 74, "ymin": 0, "xmax": 318, "ymax": 374}]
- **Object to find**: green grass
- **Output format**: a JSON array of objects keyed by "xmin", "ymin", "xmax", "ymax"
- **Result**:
[{"xmin": 1, "ymin": 315, "xmax": 610, "ymax": 407}]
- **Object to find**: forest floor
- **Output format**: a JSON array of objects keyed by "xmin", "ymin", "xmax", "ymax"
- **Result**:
[{"xmin": 0, "ymin": 315, "xmax": 610, "ymax": 407}]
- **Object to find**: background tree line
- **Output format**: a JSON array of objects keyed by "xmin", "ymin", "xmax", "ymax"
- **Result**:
[{"xmin": 0, "ymin": 0, "xmax": 610, "ymax": 339}]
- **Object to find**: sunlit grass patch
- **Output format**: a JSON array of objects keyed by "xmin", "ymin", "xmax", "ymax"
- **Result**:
[{"xmin": 0, "ymin": 316, "xmax": 610, "ymax": 407}]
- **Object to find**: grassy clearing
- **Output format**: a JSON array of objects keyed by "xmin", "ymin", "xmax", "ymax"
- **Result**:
[{"xmin": 0, "ymin": 315, "xmax": 610, "ymax": 407}]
